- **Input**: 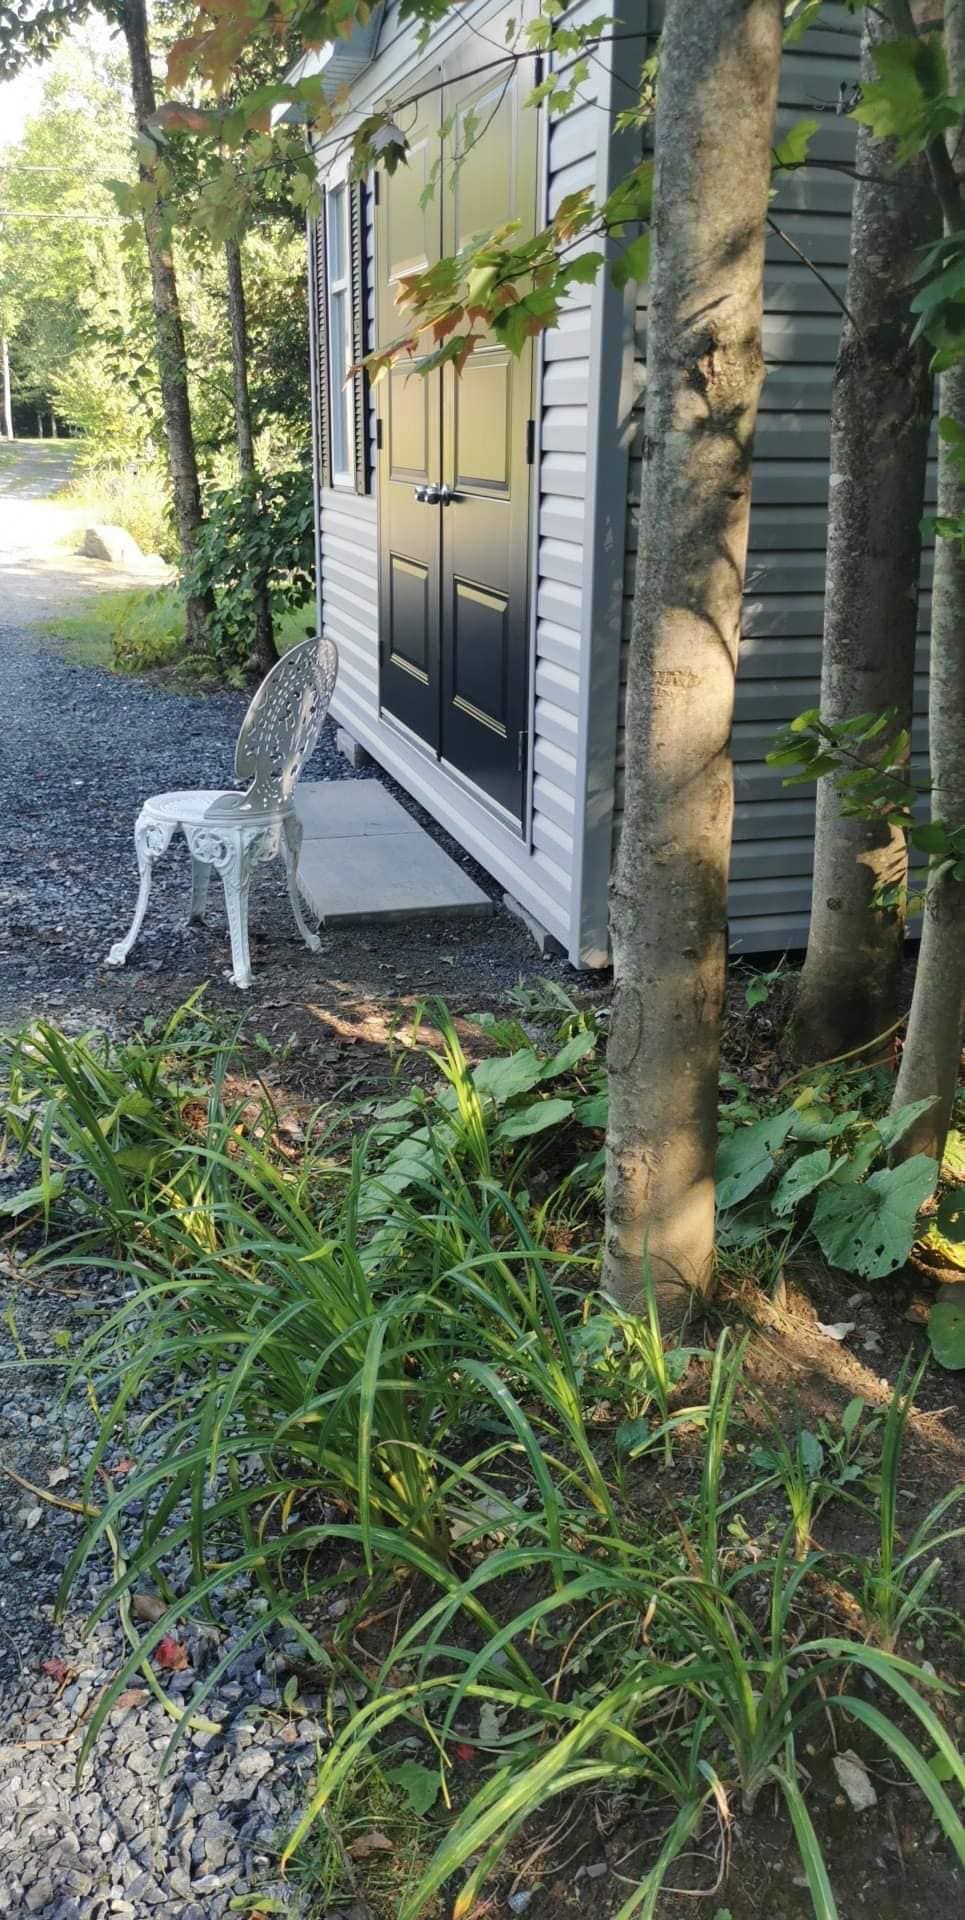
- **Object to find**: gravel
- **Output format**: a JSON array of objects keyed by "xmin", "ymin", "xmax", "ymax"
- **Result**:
[
  {"xmin": 0, "ymin": 1251, "xmax": 329, "ymax": 1917},
  {"xmin": 0, "ymin": 615, "xmax": 584, "ymax": 1031}
]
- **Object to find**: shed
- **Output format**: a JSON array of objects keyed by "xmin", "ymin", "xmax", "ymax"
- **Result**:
[{"xmin": 302, "ymin": 0, "xmax": 931, "ymax": 968}]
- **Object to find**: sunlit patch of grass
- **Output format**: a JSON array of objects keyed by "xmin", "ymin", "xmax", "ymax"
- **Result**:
[{"xmin": 42, "ymin": 585, "xmax": 186, "ymax": 672}]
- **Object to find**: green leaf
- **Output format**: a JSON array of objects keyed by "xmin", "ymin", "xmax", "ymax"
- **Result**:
[
  {"xmin": 716, "ymin": 1109, "xmax": 796, "ymax": 1210},
  {"xmin": 0, "ymin": 1172, "xmax": 66, "ymax": 1216},
  {"xmin": 772, "ymin": 117, "xmax": 819, "ymax": 171},
  {"xmin": 911, "ymin": 821, "xmax": 952, "ymax": 855},
  {"xmin": 936, "ymin": 1187, "xmax": 965, "ymax": 1243},
  {"xmin": 540, "ymin": 1029, "xmax": 597, "ymax": 1079},
  {"xmin": 873, "ymin": 1098, "xmax": 936, "ymax": 1155},
  {"xmin": 783, "ymin": 1, "xmax": 823, "ymax": 46},
  {"xmin": 615, "ymin": 1415, "xmax": 650, "ymax": 1456},
  {"xmin": 852, "ymin": 34, "xmax": 955, "ymax": 158},
  {"xmin": 928, "ymin": 1298, "xmax": 965, "ymax": 1370},
  {"xmin": 611, "ymin": 231, "xmax": 650, "ymax": 290},
  {"xmin": 562, "ymin": 249, "xmax": 605, "ymax": 286},
  {"xmin": 841, "ymin": 1397, "xmax": 864, "ymax": 1439},
  {"xmin": 497, "ymin": 1096, "xmax": 575, "ymax": 1141},
  {"xmin": 789, "ymin": 1105, "xmax": 860, "ymax": 1145},
  {"xmin": 472, "ymin": 1050, "xmax": 543, "ymax": 1104},
  {"xmin": 574, "ymin": 1090, "xmax": 607, "ymax": 1129},
  {"xmin": 744, "ymin": 977, "xmax": 769, "ymax": 1009},
  {"xmin": 811, "ymin": 1155, "xmax": 938, "ymax": 1278},
  {"xmin": 771, "ymin": 1148, "xmax": 835, "ymax": 1217},
  {"xmin": 385, "ymin": 1760, "xmax": 441, "ymax": 1814},
  {"xmin": 799, "ymin": 1429, "xmax": 824, "ymax": 1479}
]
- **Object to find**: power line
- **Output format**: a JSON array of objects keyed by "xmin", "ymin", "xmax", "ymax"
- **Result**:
[{"xmin": 0, "ymin": 210, "xmax": 121, "ymax": 221}]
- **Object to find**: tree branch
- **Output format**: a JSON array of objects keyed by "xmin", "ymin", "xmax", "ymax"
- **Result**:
[{"xmin": 766, "ymin": 215, "xmax": 863, "ymax": 334}]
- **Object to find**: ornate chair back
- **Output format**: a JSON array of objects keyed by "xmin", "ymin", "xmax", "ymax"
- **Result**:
[{"xmin": 232, "ymin": 635, "xmax": 339, "ymax": 813}]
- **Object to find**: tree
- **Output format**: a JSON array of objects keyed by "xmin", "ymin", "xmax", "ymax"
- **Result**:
[
  {"xmin": 121, "ymin": 0, "xmax": 213, "ymax": 648},
  {"xmin": 790, "ymin": 6, "xmax": 938, "ymax": 1065},
  {"xmin": 889, "ymin": 0, "xmax": 965, "ymax": 1162},
  {"xmin": 1, "ymin": 336, "xmax": 11, "ymax": 438},
  {"xmin": 224, "ymin": 233, "xmax": 277, "ymax": 675},
  {"xmin": 602, "ymin": 0, "xmax": 785, "ymax": 1315}
]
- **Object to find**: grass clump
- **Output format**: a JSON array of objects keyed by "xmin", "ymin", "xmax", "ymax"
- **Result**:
[
  {"xmin": 44, "ymin": 584, "xmax": 186, "ymax": 673},
  {"xmin": 44, "ymin": 586, "xmax": 316, "ymax": 682},
  {"xmin": 2, "ymin": 996, "xmax": 963, "ymax": 1919}
]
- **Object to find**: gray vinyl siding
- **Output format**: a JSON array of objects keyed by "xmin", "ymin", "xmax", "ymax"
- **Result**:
[
  {"xmin": 613, "ymin": 4, "xmax": 932, "ymax": 954},
  {"xmin": 312, "ymin": 0, "xmax": 617, "ymax": 952}
]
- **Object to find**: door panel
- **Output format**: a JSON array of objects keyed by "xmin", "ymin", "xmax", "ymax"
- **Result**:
[
  {"xmin": 441, "ymin": 56, "xmax": 538, "ymax": 818},
  {"xmin": 376, "ymin": 37, "xmax": 537, "ymax": 820},
  {"xmin": 377, "ymin": 84, "xmax": 442, "ymax": 747}
]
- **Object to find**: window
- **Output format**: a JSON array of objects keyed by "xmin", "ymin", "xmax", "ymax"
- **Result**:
[
  {"xmin": 326, "ymin": 183, "xmax": 354, "ymax": 484},
  {"xmin": 311, "ymin": 171, "xmax": 371, "ymax": 496}
]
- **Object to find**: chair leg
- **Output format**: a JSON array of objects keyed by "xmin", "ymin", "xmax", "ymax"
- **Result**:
[
  {"xmin": 221, "ymin": 830, "xmax": 257, "ymax": 990},
  {"xmin": 282, "ymin": 815, "xmax": 321, "ymax": 953},
  {"xmin": 188, "ymin": 856, "xmax": 212, "ymax": 924},
  {"xmin": 106, "ymin": 814, "xmax": 173, "ymax": 968}
]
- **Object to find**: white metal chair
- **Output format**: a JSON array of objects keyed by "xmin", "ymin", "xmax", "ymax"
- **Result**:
[{"xmin": 106, "ymin": 635, "xmax": 339, "ymax": 990}]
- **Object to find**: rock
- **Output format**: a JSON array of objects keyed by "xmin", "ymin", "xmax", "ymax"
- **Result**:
[
  {"xmin": 79, "ymin": 525, "xmax": 148, "ymax": 568},
  {"xmin": 25, "ymin": 1880, "xmax": 54, "ymax": 1913},
  {"xmin": 193, "ymin": 1814, "xmax": 235, "ymax": 1872},
  {"xmin": 237, "ymin": 1748, "xmax": 273, "ymax": 1781}
]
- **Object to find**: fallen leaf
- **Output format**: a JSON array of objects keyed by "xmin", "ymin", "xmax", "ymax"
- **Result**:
[
  {"xmin": 454, "ymin": 1743, "xmax": 476, "ymax": 1763},
  {"xmin": 153, "ymin": 1635, "xmax": 189, "ymax": 1672},
  {"xmin": 41, "ymin": 1656, "xmax": 72, "ymax": 1683},
  {"xmin": 348, "ymin": 1830, "xmax": 393, "ymax": 1859},
  {"xmin": 833, "ymin": 1749, "xmax": 877, "ymax": 1811},
  {"xmin": 20, "ymin": 1507, "xmax": 43, "ymax": 1530},
  {"xmin": 115, "ymin": 1689, "xmax": 149, "ymax": 1710},
  {"xmin": 132, "ymin": 1593, "xmax": 167, "ymax": 1624},
  {"xmin": 47, "ymin": 1466, "xmax": 71, "ymax": 1487},
  {"xmin": 111, "ymin": 1458, "xmax": 135, "ymax": 1477},
  {"xmin": 816, "ymin": 1321, "xmax": 856, "ymax": 1342}
]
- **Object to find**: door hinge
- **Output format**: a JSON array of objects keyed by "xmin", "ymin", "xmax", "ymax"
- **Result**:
[
  {"xmin": 525, "ymin": 418, "xmax": 536, "ymax": 465},
  {"xmin": 373, "ymin": 171, "xmax": 380, "ymax": 204},
  {"xmin": 376, "ymin": 415, "xmax": 384, "ymax": 450},
  {"xmin": 534, "ymin": 53, "xmax": 545, "ymax": 88},
  {"xmin": 517, "ymin": 730, "xmax": 529, "ymax": 773}
]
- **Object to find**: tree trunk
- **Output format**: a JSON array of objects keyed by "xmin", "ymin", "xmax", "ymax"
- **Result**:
[
  {"xmin": 603, "ymin": 0, "xmax": 784, "ymax": 1318},
  {"xmin": 225, "ymin": 235, "xmax": 276, "ymax": 678},
  {"xmin": 121, "ymin": 0, "xmax": 213, "ymax": 651},
  {"xmin": 792, "ymin": 14, "xmax": 938, "ymax": 1064},
  {"xmin": 890, "ymin": 0, "xmax": 965, "ymax": 1165},
  {"xmin": 1, "ymin": 337, "xmax": 12, "ymax": 439}
]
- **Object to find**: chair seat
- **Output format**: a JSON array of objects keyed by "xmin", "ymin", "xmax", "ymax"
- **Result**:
[{"xmin": 142, "ymin": 790, "xmax": 295, "ymax": 828}]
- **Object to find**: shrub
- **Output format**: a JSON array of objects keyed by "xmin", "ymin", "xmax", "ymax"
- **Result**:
[
  {"xmin": 181, "ymin": 462, "xmax": 315, "ymax": 666},
  {"xmin": 58, "ymin": 460, "xmax": 175, "ymax": 561},
  {"xmin": 44, "ymin": 586, "xmax": 187, "ymax": 675}
]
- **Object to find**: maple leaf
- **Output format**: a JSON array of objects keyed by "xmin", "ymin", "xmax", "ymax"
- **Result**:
[{"xmin": 41, "ymin": 1656, "xmax": 72, "ymax": 1683}]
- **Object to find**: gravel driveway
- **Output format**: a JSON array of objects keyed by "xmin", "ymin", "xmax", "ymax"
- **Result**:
[{"xmin": 0, "ymin": 445, "xmax": 584, "ymax": 1919}]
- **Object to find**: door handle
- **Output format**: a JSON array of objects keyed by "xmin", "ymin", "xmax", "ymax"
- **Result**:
[
  {"xmin": 438, "ymin": 484, "xmax": 457, "ymax": 506},
  {"xmin": 414, "ymin": 483, "xmax": 441, "ymax": 504}
]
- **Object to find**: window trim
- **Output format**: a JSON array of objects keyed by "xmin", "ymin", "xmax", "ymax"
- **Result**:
[
  {"xmin": 325, "ymin": 177, "xmax": 355, "ymax": 488},
  {"xmin": 311, "ymin": 154, "xmax": 371, "ymax": 498}
]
